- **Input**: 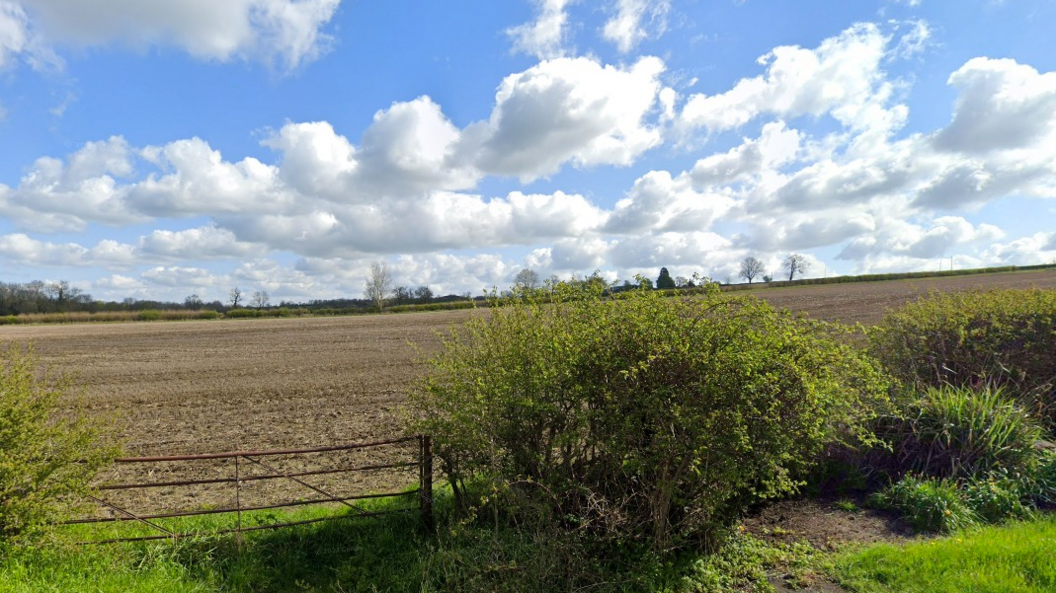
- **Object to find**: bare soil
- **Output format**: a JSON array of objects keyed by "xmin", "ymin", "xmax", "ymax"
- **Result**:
[{"xmin": 3, "ymin": 269, "xmax": 1054, "ymax": 521}]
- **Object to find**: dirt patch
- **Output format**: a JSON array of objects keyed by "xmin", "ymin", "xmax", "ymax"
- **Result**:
[
  {"xmin": 743, "ymin": 497, "xmax": 914, "ymax": 551},
  {"xmin": 743, "ymin": 497, "xmax": 920, "ymax": 593}
]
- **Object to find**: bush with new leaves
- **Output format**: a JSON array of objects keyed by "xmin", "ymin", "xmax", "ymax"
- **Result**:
[
  {"xmin": 0, "ymin": 344, "xmax": 117, "ymax": 546},
  {"xmin": 870, "ymin": 288, "xmax": 1056, "ymax": 426},
  {"xmin": 406, "ymin": 282, "xmax": 889, "ymax": 550}
]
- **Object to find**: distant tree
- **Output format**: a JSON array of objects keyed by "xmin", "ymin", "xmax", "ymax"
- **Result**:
[
  {"xmin": 513, "ymin": 268, "xmax": 540, "ymax": 291},
  {"xmin": 674, "ymin": 276, "xmax": 691, "ymax": 288},
  {"xmin": 414, "ymin": 286, "xmax": 434, "ymax": 303},
  {"xmin": 739, "ymin": 257, "xmax": 765, "ymax": 284},
  {"xmin": 656, "ymin": 267, "xmax": 676, "ymax": 290},
  {"xmin": 364, "ymin": 262, "xmax": 393, "ymax": 311},
  {"xmin": 783, "ymin": 253, "xmax": 810, "ymax": 282},
  {"xmin": 184, "ymin": 294, "xmax": 203, "ymax": 310},
  {"xmin": 229, "ymin": 287, "xmax": 243, "ymax": 308},
  {"xmin": 392, "ymin": 286, "xmax": 412, "ymax": 305},
  {"xmin": 251, "ymin": 290, "xmax": 270, "ymax": 309},
  {"xmin": 762, "ymin": 274, "xmax": 773, "ymax": 283}
]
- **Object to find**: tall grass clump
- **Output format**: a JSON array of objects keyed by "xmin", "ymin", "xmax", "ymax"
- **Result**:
[
  {"xmin": 873, "ymin": 385, "xmax": 1045, "ymax": 480},
  {"xmin": 0, "ymin": 344, "xmax": 118, "ymax": 548},
  {"xmin": 870, "ymin": 288, "xmax": 1056, "ymax": 426},
  {"xmin": 406, "ymin": 282, "xmax": 889, "ymax": 552}
]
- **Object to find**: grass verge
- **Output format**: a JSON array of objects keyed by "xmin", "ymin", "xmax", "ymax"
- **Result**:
[{"xmin": 833, "ymin": 515, "xmax": 1056, "ymax": 593}]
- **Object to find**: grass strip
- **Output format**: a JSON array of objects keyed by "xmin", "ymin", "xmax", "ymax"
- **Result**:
[{"xmin": 833, "ymin": 516, "xmax": 1056, "ymax": 593}]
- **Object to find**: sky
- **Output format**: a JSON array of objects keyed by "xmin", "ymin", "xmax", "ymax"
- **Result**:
[{"xmin": 1, "ymin": 0, "xmax": 1055, "ymax": 303}]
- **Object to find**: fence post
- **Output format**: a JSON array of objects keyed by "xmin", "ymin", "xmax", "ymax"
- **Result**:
[{"xmin": 418, "ymin": 435, "xmax": 434, "ymax": 531}]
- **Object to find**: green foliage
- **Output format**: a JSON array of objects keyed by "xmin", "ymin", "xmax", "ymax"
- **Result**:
[
  {"xmin": 834, "ymin": 516, "xmax": 1056, "ymax": 593},
  {"xmin": 407, "ymin": 282, "xmax": 889, "ymax": 550},
  {"xmin": 870, "ymin": 288, "xmax": 1056, "ymax": 426},
  {"xmin": 655, "ymin": 267, "xmax": 676, "ymax": 290},
  {"xmin": 136, "ymin": 309, "xmax": 162, "ymax": 321},
  {"xmin": 963, "ymin": 477, "xmax": 1033, "ymax": 524},
  {"xmin": 0, "ymin": 344, "xmax": 118, "ymax": 546},
  {"xmin": 870, "ymin": 476, "xmax": 977, "ymax": 533},
  {"xmin": 872, "ymin": 386, "xmax": 1045, "ymax": 480}
]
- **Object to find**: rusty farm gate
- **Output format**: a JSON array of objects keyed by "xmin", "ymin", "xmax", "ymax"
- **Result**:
[{"xmin": 62, "ymin": 435, "xmax": 433, "ymax": 544}]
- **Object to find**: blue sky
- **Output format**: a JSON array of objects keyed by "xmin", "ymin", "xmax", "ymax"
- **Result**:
[{"xmin": 1, "ymin": 0, "xmax": 1055, "ymax": 303}]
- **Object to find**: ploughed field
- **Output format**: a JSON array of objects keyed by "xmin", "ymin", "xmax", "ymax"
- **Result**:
[{"xmin": 3, "ymin": 269, "xmax": 1055, "ymax": 516}]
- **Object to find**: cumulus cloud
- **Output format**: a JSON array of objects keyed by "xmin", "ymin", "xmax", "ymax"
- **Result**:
[
  {"xmin": 469, "ymin": 56, "xmax": 667, "ymax": 180},
  {"xmin": 602, "ymin": 0, "xmax": 670, "ymax": 53},
  {"xmin": 0, "ymin": 233, "xmax": 136, "ymax": 267},
  {"xmin": 506, "ymin": 0, "xmax": 573, "ymax": 60},
  {"xmin": 680, "ymin": 24, "xmax": 888, "ymax": 132},
  {"xmin": 934, "ymin": 58, "xmax": 1056, "ymax": 154},
  {"xmin": 606, "ymin": 170, "xmax": 735, "ymax": 234},
  {"xmin": 13, "ymin": 0, "xmax": 340, "ymax": 69}
]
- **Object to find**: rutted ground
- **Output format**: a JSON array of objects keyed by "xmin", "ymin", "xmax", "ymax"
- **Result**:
[{"xmin": 3, "ymin": 269, "xmax": 1055, "ymax": 516}]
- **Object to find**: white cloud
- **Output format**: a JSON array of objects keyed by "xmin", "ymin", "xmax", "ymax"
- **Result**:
[
  {"xmin": 470, "ymin": 56, "xmax": 667, "ymax": 180},
  {"xmin": 0, "ymin": 136, "xmax": 144, "ymax": 232},
  {"xmin": 934, "ymin": 58, "xmax": 1056, "ymax": 155},
  {"xmin": 0, "ymin": 233, "xmax": 136, "ymax": 267},
  {"xmin": 0, "ymin": 1, "xmax": 59, "ymax": 71},
  {"xmin": 606, "ymin": 169, "xmax": 735, "ymax": 234},
  {"xmin": 892, "ymin": 19, "xmax": 930, "ymax": 59},
  {"xmin": 602, "ymin": 0, "xmax": 670, "ymax": 53},
  {"xmin": 130, "ymin": 138, "xmax": 290, "ymax": 217},
  {"xmin": 141, "ymin": 266, "xmax": 221, "ymax": 288},
  {"xmin": 138, "ymin": 226, "xmax": 264, "ymax": 260},
  {"xmin": 680, "ymin": 23, "xmax": 891, "ymax": 133},
  {"xmin": 506, "ymin": 0, "xmax": 574, "ymax": 60},
  {"xmin": 15, "ymin": 0, "xmax": 340, "ymax": 69},
  {"xmin": 982, "ymin": 232, "xmax": 1056, "ymax": 266}
]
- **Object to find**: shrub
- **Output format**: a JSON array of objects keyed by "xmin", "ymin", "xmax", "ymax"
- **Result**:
[
  {"xmin": 0, "ymin": 344, "xmax": 118, "ymax": 546},
  {"xmin": 963, "ymin": 477, "xmax": 1033, "ymax": 523},
  {"xmin": 224, "ymin": 308, "xmax": 260, "ymax": 318},
  {"xmin": 871, "ymin": 475, "xmax": 976, "ymax": 533},
  {"xmin": 137, "ymin": 309, "xmax": 162, "ymax": 321},
  {"xmin": 406, "ymin": 283, "xmax": 889, "ymax": 550},
  {"xmin": 870, "ymin": 288, "xmax": 1056, "ymax": 426},
  {"xmin": 872, "ymin": 385, "xmax": 1045, "ymax": 480}
]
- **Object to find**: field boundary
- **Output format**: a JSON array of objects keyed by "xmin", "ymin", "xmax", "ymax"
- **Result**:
[{"xmin": 61, "ymin": 435, "xmax": 434, "ymax": 544}]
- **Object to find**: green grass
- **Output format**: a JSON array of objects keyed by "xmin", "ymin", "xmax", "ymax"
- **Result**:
[{"xmin": 834, "ymin": 516, "xmax": 1056, "ymax": 593}]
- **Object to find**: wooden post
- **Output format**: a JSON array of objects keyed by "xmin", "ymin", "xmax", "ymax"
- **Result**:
[{"xmin": 418, "ymin": 435, "xmax": 434, "ymax": 532}]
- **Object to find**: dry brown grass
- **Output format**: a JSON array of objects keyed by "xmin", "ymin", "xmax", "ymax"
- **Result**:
[{"xmin": 2, "ymin": 269, "xmax": 1054, "ymax": 514}]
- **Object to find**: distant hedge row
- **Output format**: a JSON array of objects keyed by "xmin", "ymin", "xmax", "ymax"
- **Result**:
[{"xmin": 721, "ymin": 263, "xmax": 1055, "ymax": 292}]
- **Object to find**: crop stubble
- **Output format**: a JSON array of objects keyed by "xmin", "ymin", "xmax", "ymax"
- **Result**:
[{"xmin": 2, "ymin": 270, "xmax": 1054, "ymax": 514}]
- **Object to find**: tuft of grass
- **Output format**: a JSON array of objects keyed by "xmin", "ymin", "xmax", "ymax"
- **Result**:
[
  {"xmin": 834, "ymin": 515, "xmax": 1056, "ymax": 593},
  {"xmin": 870, "ymin": 476, "xmax": 977, "ymax": 533},
  {"xmin": 874, "ymin": 385, "xmax": 1045, "ymax": 481}
]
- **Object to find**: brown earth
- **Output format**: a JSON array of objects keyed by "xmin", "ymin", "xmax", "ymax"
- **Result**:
[{"xmin": 2, "ymin": 269, "xmax": 1055, "ymax": 521}]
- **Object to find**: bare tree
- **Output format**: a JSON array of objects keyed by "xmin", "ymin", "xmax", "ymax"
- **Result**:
[
  {"xmin": 251, "ymin": 290, "xmax": 270, "ymax": 309},
  {"xmin": 513, "ymin": 268, "xmax": 540, "ymax": 291},
  {"xmin": 229, "ymin": 287, "xmax": 243, "ymax": 308},
  {"xmin": 739, "ymin": 257, "xmax": 765, "ymax": 284},
  {"xmin": 782, "ymin": 253, "xmax": 810, "ymax": 282},
  {"xmin": 364, "ymin": 262, "xmax": 393, "ymax": 311}
]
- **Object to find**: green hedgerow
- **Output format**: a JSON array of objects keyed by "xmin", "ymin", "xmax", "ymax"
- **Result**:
[
  {"xmin": 870, "ymin": 288, "xmax": 1056, "ymax": 427},
  {"xmin": 0, "ymin": 344, "xmax": 119, "ymax": 547},
  {"xmin": 406, "ymin": 281, "xmax": 889, "ymax": 551}
]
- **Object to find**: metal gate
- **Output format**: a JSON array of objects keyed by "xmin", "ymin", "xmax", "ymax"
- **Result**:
[{"xmin": 62, "ymin": 435, "xmax": 433, "ymax": 544}]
